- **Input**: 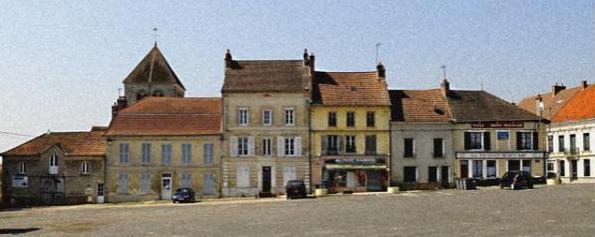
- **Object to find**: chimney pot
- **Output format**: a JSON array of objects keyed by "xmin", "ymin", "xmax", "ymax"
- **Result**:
[
  {"xmin": 376, "ymin": 62, "xmax": 386, "ymax": 78},
  {"xmin": 552, "ymin": 83, "xmax": 566, "ymax": 95},
  {"xmin": 581, "ymin": 80, "xmax": 588, "ymax": 89},
  {"xmin": 225, "ymin": 49, "xmax": 233, "ymax": 68},
  {"xmin": 308, "ymin": 54, "xmax": 315, "ymax": 71},
  {"xmin": 440, "ymin": 79, "xmax": 450, "ymax": 98}
]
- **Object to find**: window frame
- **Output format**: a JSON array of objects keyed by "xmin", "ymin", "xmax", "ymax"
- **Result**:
[
  {"xmin": 141, "ymin": 143, "xmax": 151, "ymax": 164},
  {"xmin": 518, "ymin": 131, "xmax": 534, "ymax": 151},
  {"xmin": 262, "ymin": 138, "xmax": 272, "ymax": 156},
  {"xmin": 161, "ymin": 144, "xmax": 172, "ymax": 165},
  {"xmin": 366, "ymin": 112, "xmax": 375, "ymax": 127},
  {"xmin": 203, "ymin": 143, "xmax": 214, "ymax": 165},
  {"xmin": 18, "ymin": 161, "xmax": 27, "ymax": 175},
  {"xmin": 584, "ymin": 133, "xmax": 591, "ymax": 151},
  {"xmin": 346, "ymin": 111, "xmax": 355, "ymax": 127},
  {"xmin": 262, "ymin": 109, "xmax": 272, "ymax": 126},
  {"xmin": 345, "ymin": 135, "xmax": 356, "ymax": 153},
  {"xmin": 238, "ymin": 107, "xmax": 249, "ymax": 126},
  {"xmin": 328, "ymin": 112, "xmax": 337, "ymax": 127},
  {"xmin": 80, "ymin": 161, "xmax": 91, "ymax": 175},
  {"xmin": 119, "ymin": 143, "xmax": 129, "ymax": 164},
  {"xmin": 237, "ymin": 137, "xmax": 249, "ymax": 156},
  {"xmin": 467, "ymin": 131, "xmax": 484, "ymax": 150},
  {"xmin": 182, "ymin": 143, "xmax": 192, "ymax": 165},
  {"xmin": 284, "ymin": 137, "xmax": 296, "ymax": 156},
  {"xmin": 433, "ymin": 138, "xmax": 444, "ymax": 158},
  {"xmin": 284, "ymin": 107, "xmax": 295, "ymax": 126},
  {"xmin": 404, "ymin": 138, "xmax": 415, "ymax": 158}
]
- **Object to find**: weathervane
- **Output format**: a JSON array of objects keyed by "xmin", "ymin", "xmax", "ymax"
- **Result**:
[{"xmin": 375, "ymin": 42, "xmax": 382, "ymax": 64}]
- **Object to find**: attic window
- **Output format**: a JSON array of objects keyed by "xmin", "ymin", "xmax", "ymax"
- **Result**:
[{"xmin": 351, "ymin": 86, "xmax": 357, "ymax": 91}]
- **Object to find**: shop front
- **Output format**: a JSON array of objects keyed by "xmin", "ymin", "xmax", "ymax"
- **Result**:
[
  {"xmin": 455, "ymin": 152, "xmax": 546, "ymax": 180},
  {"xmin": 321, "ymin": 156, "xmax": 388, "ymax": 193}
]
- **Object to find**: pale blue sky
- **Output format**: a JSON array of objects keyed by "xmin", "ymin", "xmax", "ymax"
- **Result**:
[{"xmin": 0, "ymin": 1, "xmax": 592, "ymax": 154}]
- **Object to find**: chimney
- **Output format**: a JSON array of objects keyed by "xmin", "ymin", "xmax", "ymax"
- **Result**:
[
  {"xmin": 581, "ymin": 80, "xmax": 588, "ymax": 89},
  {"xmin": 440, "ymin": 79, "xmax": 450, "ymax": 98},
  {"xmin": 308, "ymin": 53, "xmax": 315, "ymax": 71},
  {"xmin": 552, "ymin": 83, "xmax": 566, "ymax": 96},
  {"xmin": 535, "ymin": 94, "xmax": 544, "ymax": 116},
  {"xmin": 303, "ymin": 49, "xmax": 309, "ymax": 66},
  {"xmin": 376, "ymin": 62, "xmax": 386, "ymax": 78},
  {"xmin": 111, "ymin": 96, "xmax": 128, "ymax": 118},
  {"xmin": 225, "ymin": 49, "xmax": 233, "ymax": 68}
]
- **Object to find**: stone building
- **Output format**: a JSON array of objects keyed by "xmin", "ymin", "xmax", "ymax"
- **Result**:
[
  {"xmin": 1, "ymin": 128, "xmax": 106, "ymax": 206},
  {"xmin": 310, "ymin": 65, "xmax": 391, "ymax": 193},
  {"xmin": 104, "ymin": 97, "xmax": 222, "ymax": 202},
  {"xmin": 389, "ymin": 88, "xmax": 454, "ymax": 189},
  {"xmin": 221, "ymin": 50, "xmax": 312, "ymax": 197}
]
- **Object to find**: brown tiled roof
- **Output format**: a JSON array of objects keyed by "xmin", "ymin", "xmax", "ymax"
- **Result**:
[
  {"xmin": 105, "ymin": 97, "xmax": 222, "ymax": 136},
  {"xmin": 313, "ymin": 71, "xmax": 390, "ymax": 106},
  {"xmin": 553, "ymin": 85, "xmax": 595, "ymax": 123},
  {"xmin": 518, "ymin": 86, "xmax": 581, "ymax": 120},
  {"xmin": 2, "ymin": 130, "xmax": 106, "ymax": 157},
  {"xmin": 123, "ymin": 45, "xmax": 185, "ymax": 90},
  {"xmin": 222, "ymin": 60, "xmax": 310, "ymax": 93},
  {"xmin": 447, "ymin": 90, "xmax": 543, "ymax": 122},
  {"xmin": 389, "ymin": 89, "xmax": 452, "ymax": 122}
]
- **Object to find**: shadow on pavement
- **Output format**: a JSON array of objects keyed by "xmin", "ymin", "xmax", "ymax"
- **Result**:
[{"xmin": 0, "ymin": 227, "xmax": 41, "ymax": 234}]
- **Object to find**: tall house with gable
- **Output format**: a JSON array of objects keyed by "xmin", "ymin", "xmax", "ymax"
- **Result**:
[{"xmin": 221, "ymin": 50, "xmax": 313, "ymax": 197}]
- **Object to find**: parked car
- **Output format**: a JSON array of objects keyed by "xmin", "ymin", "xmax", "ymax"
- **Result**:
[
  {"xmin": 500, "ymin": 171, "xmax": 534, "ymax": 190},
  {"xmin": 285, "ymin": 180, "xmax": 307, "ymax": 199},
  {"xmin": 172, "ymin": 188, "xmax": 196, "ymax": 203}
]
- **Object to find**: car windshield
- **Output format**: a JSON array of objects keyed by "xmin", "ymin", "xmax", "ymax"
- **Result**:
[{"xmin": 176, "ymin": 189, "xmax": 191, "ymax": 193}]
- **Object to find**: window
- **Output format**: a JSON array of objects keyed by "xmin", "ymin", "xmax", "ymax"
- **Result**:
[
  {"xmin": 404, "ymin": 138, "xmax": 414, "ymax": 158},
  {"xmin": 328, "ymin": 112, "xmax": 337, "ymax": 127},
  {"xmin": 18, "ymin": 161, "xmax": 27, "ymax": 175},
  {"xmin": 558, "ymin": 135, "xmax": 565, "ymax": 152},
  {"xmin": 547, "ymin": 135, "xmax": 554, "ymax": 153},
  {"xmin": 365, "ymin": 135, "xmax": 376, "ymax": 155},
  {"xmin": 546, "ymin": 161, "xmax": 555, "ymax": 178},
  {"xmin": 262, "ymin": 138, "xmax": 271, "ymax": 156},
  {"xmin": 237, "ymin": 137, "xmax": 249, "ymax": 156},
  {"xmin": 559, "ymin": 160, "xmax": 566, "ymax": 177},
  {"xmin": 285, "ymin": 137, "xmax": 296, "ymax": 156},
  {"xmin": 238, "ymin": 107, "xmax": 249, "ymax": 126},
  {"xmin": 49, "ymin": 154, "xmax": 59, "ymax": 174},
  {"xmin": 517, "ymin": 132, "xmax": 534, "ymax": 150},
  {"xmin": 80, "ymin": 161, "xmax": 91, "ymax": 175},
  {"xmin": 345, "ymin": 136, "xmax": 356, "ymax": 153},
  {"xmin": 161, "ymin": 144, "xmax": 172, "ymax": 165},
  {"xmin": 140, "ymin": 173, "xmax": 151, "ymax": 193},
  {"xmin": 203, "ymin": 143, "xmax": 214, "ymax": 165},
  {"xmin": 522, "ymin": 160, "xmax": 531, "ymax": 173},
  {"xmin": 322, "ymin": 135, "xmax": 339, "ymax": 155},
  {"xmin": 464, "ymin": 132, "xmax": 487, "ymax": 150},
  {"xmin": 366, "ymin": 112, "xmax": 375, "ymax": 127},
  {"xmin": 236, "ymin": 167, "xmax": 250, "ymax": 188},
  {"xmin": 262, "ymin": 109, "xmax": 272, "ymax": 126},
  {"xmin": 119, "ymin": 143, "xmax": 129, "ymax": 164},
  {"xmin": 284, "ymin": 108, "xmax": 295, "ymax": 126},
  {"xmin": 487, "ymin": 160, "xmax": 497, "ymax": 178},
  {"xmin": 584, "ymin": 133, "xmax": 590, "ymax": 151},
  {"xmin": 97, "ymin": 183, "xmax": 104, "ymax": 197},
  {"xmin": 403, "ymin": 167, "xmax": 417, "ymax": 182},
  {"xmin": 181, "ymin": 173, "xmax": 193, "ymax": 188},
  {"xmin": 118, "ymin": 173, "xmax": 128, "ymax": 194},
  {"xmin": 283, "ymin": 167, "xmax": 297, "ymax": 186},
  {"xmin": 182, "ymin": 144, "xmax": 192, "ymax": 164},
  {"xmin": 472, "ymin": 160, "xmax": 483, "ymax": 178},
  {"xmin": 428, "ymin": 166, "xmax": 438, "ymax": 182},
  {"xmin": 346, "ymin": 112, "xmax": 355, "ymax": 127},
  {"xmin": 433, "ymin": 138, "xmax": 444, "ymax": 158},
  {"xmin": 141, "ymin": 143, "xmax": 151, "ymax": 164},
  {"xmin": 584, "ymin": 159, "xmax": 591, "ymax": 177}
]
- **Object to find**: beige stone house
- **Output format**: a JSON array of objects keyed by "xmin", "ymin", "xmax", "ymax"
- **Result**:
[
  {"xmin": 1, "ymin": 128, "xmax": 106, "ymax": 206},
  {"xmin": 221, "ymin": 50, "xmax": 312, "ymax": 197},
  {"xmin": 104, "ymin": 97, "xmax": 222, "ymax": 202}
]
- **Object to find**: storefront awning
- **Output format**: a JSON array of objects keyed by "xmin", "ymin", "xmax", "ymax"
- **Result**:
[{"xmin": 325, "ymin": 164, "xmax": 387, "ymax": 170}]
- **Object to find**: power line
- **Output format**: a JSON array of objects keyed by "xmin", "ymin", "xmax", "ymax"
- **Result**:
[{"xmin": 0, "ymin": 131, "xmax": 34, "ymax": 137}]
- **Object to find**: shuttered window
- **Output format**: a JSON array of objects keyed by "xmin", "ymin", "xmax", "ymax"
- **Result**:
[
  {"xmin": 182, "ymin": 144, "xmax": 192, "ymax": 164},
  {"xmin": 203, "ymin": 143, "xmax": 214, "ymax": 164},
  {"xmin": 142, "ymin": 143, "xmax": 151, "ymax": 164},
  {"xmin": 119, "ymin": 143, "xmax": 129, "ymax": 164},
  {"xmin": 161, "ymin": 144, "xmax": 172, "ymax": 165},
  {"xmin": 118, "ymin": 173, "xmax": 128, "ymax": 194},
  {"xmin": 140, "ymin": 173, "xmax": 151, "ymax": 193},
  {"xmin": 236, "ymin": 167, "xmax": 250, "ymax": 188}
]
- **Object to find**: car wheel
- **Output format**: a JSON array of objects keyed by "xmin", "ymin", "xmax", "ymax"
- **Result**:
[{"xmin": 173, "ymin": 200, "xmax": 177, "ymax": 204}]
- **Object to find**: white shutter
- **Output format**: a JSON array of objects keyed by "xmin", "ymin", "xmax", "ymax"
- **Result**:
[
  {"xmin": 231, "ymin": 137, "xmax": 238, "ymax": 157},
  {"xmin": 277, "ymin": 136, "xmax": 285, "ymax": 157},
  {"xmin": 295, "ymin": 137, "xmax": 302, "ymax": 157},
  {"xmin": 248, "ymin": 136, "xmax": 255, "ymax": 156}
]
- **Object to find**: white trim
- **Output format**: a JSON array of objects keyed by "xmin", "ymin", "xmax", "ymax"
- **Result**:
[
  {"xmin": 18, "ymin": 161, "xmax": 27, "ymax": 175},
  {"xmin": 284, "ymin": 107, "xmax": 295, "ymax": 126},
  {"xmin": 80, "ymin": 161, "xmax": 91, "ymax": 175},
  {"xmin": 238, "ymin": 107, "xmax": 249, "ymax": 127},
  {"xmin": 262, "ymin": 109, "xmax": 272, "ymax": 126}
]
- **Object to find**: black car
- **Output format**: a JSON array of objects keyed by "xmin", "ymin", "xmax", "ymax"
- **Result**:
[
  {"xmin": 285, "ymin": 180, "xmax": 307, "ymax": 199},
  {"xmin": 172, "ymin": 188, "xmax": 196, "ymax": 203},
  {"xmin": 500, "ymin": 171, "xmax": 534, "ymax": 190}
]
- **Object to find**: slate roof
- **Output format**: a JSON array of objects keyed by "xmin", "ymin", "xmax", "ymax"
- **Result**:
[
  {"xmin": 389, "ymin": 89, "xmax": 452, "ymax": 122},
  {"xmin": 2, "ymin": 130, "xmax": 106, "ymax": 157},
  {"xmin": 518, "ymin": 86, "xmax": 581, "ymax": 120},
  {"xmin": 447, "ymin": 90, "xmax": 543, "ymax": 122},
  {"xmin": 222, "ymin": 60, "xmax": 310, "ymax": 93},
  {"xmin": 105, "ymin": 97, "xmax": 221, "ymax": 136},
  {"xmin": 123, "ymin": 45, "xmax": 185, "ymax": 90},
  {"xmin": 313, "ymin": 71, "xmax": 391, "ymax": 106},
  {"xmin": 552, "ymin": 85, "xmax": 595, "ymax": 123}
]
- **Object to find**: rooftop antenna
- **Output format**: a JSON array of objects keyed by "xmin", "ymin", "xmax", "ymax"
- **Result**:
[
  {"xmin": 441, "ymin": 65, "xmax": 447, "ymax": 79},
  {"xmin": 375, "ymin": 43, "xmax": 382, "ymax": 64},
  {"xmin": 153, "ymin": 27, "xmax": 158, "ymax": 46}
]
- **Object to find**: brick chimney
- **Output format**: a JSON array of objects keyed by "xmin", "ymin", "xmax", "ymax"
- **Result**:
[
  {"xmin": 376, "ymin": 62, "xmax": 386, "ymax": 78},
  {"xmin": 308, "ymin": 53, "xmax": 315, "ymax": 72},
  {"xmin": 552, "ymin": 83, "xmax": 566, "ymax": 96},
  {"xmin": 303, "ymin": 49, "xmax": 309, "ymax": 66},
  {"xmin": 111, "ymin": 96, "xmax": 128, "ymax": 118},
  {"xmin": 225, "ymin": 49, "xmax": 233, "ymax": 69},
  {"xmin": 440, "ymin": 79, "xmax": 450, "ymax": 98},
  {"xmin": 535, "ymin": 94, "xmax": 544, "ymax": 117},
  {"xmin": 581, "ymin": 80, "xmax": 588, "ymax": 89}
]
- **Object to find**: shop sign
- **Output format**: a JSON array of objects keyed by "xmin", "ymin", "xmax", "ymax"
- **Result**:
[
  {"xmin": 471, "ymin": 121, "xmax": 524, "ymax": 128},
  {"xmin": 456, "ymin": 152, "xmax": 544, "ymax": 159},
  {"xmin": 326, "ymin": 157, "xmax": 385, "ymax": 164},
  {"xmin": 12, "ymin": 176, "xmax": 28, "ymax": 188}
]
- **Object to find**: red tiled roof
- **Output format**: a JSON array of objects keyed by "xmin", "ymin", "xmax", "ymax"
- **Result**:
[
  {"xmin": 222, "ymin": 60, "xmax": 310, "ymax": 93},
  {"xmin": 105, "ymin": 97, "xmax": 222, "ymax": 136},
  {"xmin": 518, "ymin": 86, "xmax": 582, "ymax": 120},
  {"xmin": 2, "ymin": 130, "xmax": 106, "ymax": 157},
  {"xmin": 389, "ymin": 89, "xmax": 452, "ymax": 122},
  {"xmin": 552, "ymin": 85, "xmax": 595, "ymax": 123},
  {"xmin": 313, "ymin": 71, "xmax": 391, "ymax": 106}
]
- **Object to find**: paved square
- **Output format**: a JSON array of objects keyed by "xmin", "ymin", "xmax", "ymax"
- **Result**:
[{"xmin": 1, "ymin": 184, "xmax": 593, "ymax": 236}]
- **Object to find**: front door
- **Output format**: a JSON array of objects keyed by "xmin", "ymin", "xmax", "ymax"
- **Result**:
[
  {"xmin": 441, "ymin": 166, "xmax": 449, "ymax": 186},
  {"xmin": 161, "ymin": 174, "xmax": 172, "ymax": 200},
  {"xmin": 262, "ymin": 167, "xmax": 271, "ymax": 193},
  {"xmin": 571, "ymin": 160, "xmax": 578, "ymax": 180},
  {"xmin": 460, "ymin": 160, "xmax": 469, "ymax": 178},
  {"xmin": 97, "ymin": 183, "xmax": 105, "ymax": 203}
]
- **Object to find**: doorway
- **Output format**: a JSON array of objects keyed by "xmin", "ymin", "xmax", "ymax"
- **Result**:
[
  {"xmin": 571, "ymin": 160, "xmax": 578, "ymax": 180},
  {"xmin": 262, "ymin": 166, "xmax": 271, "ymax": 194},
  {"xmin": 161, "ymin": 174, "xmax": 172, "ymax": 200},
  {"xmin": 441, "ymin": 166, "xmax": 449, "ymax": 187},
  {"xmin": 460, "ymin": 160, "xmax": 469, "ymax": 178},
  {"xmin": 97, "ymin": 183, "xmax": 105, "ymax": 203}
]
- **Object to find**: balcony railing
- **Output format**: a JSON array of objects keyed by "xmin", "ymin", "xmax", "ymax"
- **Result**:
[{"xmin": 564, "ymin": 147, "xmax": 579, "ymax": 156}]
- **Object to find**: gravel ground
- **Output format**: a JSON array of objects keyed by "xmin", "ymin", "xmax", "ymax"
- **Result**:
[{"xmin": 0, "ymin": 184, "xmax": 593, "ymax": 237}]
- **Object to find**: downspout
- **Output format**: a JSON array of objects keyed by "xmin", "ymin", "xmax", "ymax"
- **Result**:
[{"xmin": 105, "ymin": 137, "xmax": 111, "ymax": 203}]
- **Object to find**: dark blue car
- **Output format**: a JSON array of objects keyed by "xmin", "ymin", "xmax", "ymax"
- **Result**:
[{"xmin": 172, "ymin": 188, "xmax": 196, "ymax": 203}]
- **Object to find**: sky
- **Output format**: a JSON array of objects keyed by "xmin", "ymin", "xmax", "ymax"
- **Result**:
[{"xmin": 0, "ymin": 0, "xmax": 592, "ymax": 156}]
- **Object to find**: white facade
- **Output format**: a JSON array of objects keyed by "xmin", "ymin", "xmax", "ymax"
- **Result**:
[{"xmin": 547, "ymin": 118, "xmax": 595, "ymax": 183}]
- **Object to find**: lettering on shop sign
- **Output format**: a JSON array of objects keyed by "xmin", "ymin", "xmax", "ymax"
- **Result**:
[
  {"xmin": 326, "ymin": 158, "xmax": 385, "ymax": 164},
  {"xmin": 456, "ymin": 152, "xmax": 545, "ymax": 159},
  {"xmin": 471, "ymin": 121, "xmax": 524, "ymax": 128}
]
